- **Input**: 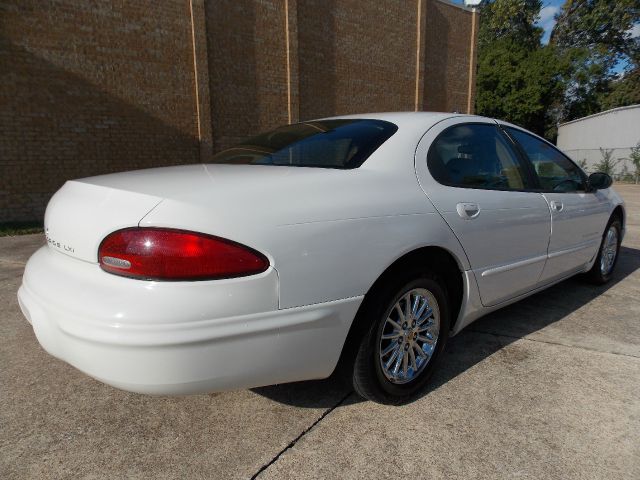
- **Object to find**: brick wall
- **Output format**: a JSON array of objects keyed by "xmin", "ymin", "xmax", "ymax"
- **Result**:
[
  {"xmin": 297, "ymin": 0, "xmax": 417, "ymax": 120},
  {"xmin": 0, "ymin": 0, "xmax": 200, "ymax": 222},
  {"xmin": 0, "ymin": 0, "xmax": 477, "ymax": 223},
  {"xmin": 205, "ymin": 0, "xmax": 290, "ymax": 151},
  {"xmin": 423, "ymin": 0, "xmax": 477, "ymax": 113}
]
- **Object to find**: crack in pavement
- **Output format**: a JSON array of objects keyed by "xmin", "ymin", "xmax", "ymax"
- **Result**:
[
  {"xmin": 250, "ymin": 391, "xmax": 353, "ymax": 480},
  {"xmin": 469, "ymin": 328, "xmax": 640, "ymax": 359},
  {"xmin": 0, "ymin": 258, "xmax": 28, "ymax": 267},
  {"xmin": 248, "ymin": 324, "xmax": 638, "ymax": 480}
]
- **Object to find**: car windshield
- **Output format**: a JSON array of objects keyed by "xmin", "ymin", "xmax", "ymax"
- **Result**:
[{"xmin": 210, "ymin": 119, "xmax": 398, "ymax": 169}]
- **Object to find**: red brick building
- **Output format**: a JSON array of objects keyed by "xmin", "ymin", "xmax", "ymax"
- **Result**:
[{"xmin": 0, "ymin": 0, "xmax": 478, "ymax": 222}]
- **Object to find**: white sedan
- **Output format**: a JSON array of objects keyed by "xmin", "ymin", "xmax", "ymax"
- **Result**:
[{"xmin": 18, "ymin": 112, "xmax": 624, "ymax": 404}]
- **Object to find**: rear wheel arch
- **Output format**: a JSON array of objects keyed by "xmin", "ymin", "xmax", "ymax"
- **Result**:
[
  {"xmin": 366, "ymin": 246, "xmax": 464, "ymax": 325},
  {"xmin": 335, "ymin": 246, "xmax": 464, "ymax": 377}
]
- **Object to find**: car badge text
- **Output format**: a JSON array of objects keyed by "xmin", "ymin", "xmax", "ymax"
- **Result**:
[{"xmin": 45, "ymin": 229, "xmax": 75, "ymax": 253}]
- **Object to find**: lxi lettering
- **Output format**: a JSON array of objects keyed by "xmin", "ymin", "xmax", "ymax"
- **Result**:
[{"xmin": 45, "ymin": 231, "xmax": 74, "ymax": 254}]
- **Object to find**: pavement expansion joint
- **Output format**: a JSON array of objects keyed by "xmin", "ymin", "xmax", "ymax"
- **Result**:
[
  {"xmin": 470, "ymin": 328, "xmax": 640, "ymax": 359},
  {"xmin": 250, "ymin": 391, "xmax": 353, "ymax": 479},
  {"xmin": 0, "ymin": 258, "xmax": 28, "ymax": 266}
]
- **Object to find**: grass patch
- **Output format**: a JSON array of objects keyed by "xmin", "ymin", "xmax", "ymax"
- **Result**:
[{"xmin": 0, "ymin": 222, "xmax": 44, "ymax": 237}]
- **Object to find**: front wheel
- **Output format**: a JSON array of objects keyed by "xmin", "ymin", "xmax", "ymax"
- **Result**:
[
  {"xmin": 586, "ymin": 218, "xmax": 622, "ymax": 285},
  {"xmin": 351, "ymin": 272, "xmax": 450, "ymax": 404}
]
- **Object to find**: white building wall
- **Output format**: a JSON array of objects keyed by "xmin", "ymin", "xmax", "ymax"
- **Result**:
[{"xmin": 556, "ymin": 104, "xmax": 640, "ymax": 176}]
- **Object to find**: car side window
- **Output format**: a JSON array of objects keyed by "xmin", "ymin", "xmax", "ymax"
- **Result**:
[
  {"xmin": 505, "ymin": 127, "xmax": 585, "ymax": 193},
  {"xmin": 427, "ymin": 124, "xmax": 531, "ymax": 190}
]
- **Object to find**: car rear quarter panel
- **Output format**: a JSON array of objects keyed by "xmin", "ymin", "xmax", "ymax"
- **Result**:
[
  {"xmin": 140, "ymin": 159, "xmax": 471, "ymax": 309},
  {"xmin": 271, "ymin": 210, "xmax": 470, "ymax": 308}
]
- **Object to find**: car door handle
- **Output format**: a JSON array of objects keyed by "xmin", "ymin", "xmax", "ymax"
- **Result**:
[
  {"xmin": 550, "ymin": 200, "xmax": 563, "ymax": 212},
  {"xmin": 456, "ymin": 202, "xmax": 481, "ymax": 219}
]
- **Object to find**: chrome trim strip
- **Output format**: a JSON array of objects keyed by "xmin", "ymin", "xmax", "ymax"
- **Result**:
[
  {"xmin": 481, "ymin": 239, "xmax": 599, "ymax": 278},
  {"xmin": 547, "ymin": 239, "xmax": 599, "ymax": 259},
  {"xmin": 481, "ymin": 254, "xmax": 547, "ymax": 277}
]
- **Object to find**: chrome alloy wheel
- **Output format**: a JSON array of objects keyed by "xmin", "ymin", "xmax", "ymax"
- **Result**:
[
  {"xmin": 378, "ymin": 288, "xmax": 440, "ymax": 385},
  {"xmin": 600, "ymin": 225, "xmax": 619, "ymax": 276}
]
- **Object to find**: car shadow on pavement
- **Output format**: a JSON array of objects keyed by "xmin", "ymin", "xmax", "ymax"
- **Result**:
[
  {"xmin": 251, "ymin": 371, "xmax": 355, "ymax": 409},
  {"xmin": 253, "ymin": 246, "xmax": 640, "ymax": 408}
]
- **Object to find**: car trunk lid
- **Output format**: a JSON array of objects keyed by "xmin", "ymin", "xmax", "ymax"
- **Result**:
[
  {"xmin": 44, "ymin": 181, "xmax": 163, "ymax": 263},
  {"xmin": 44, "ymin": 165, "xmax": 219, "ymax": 263}
]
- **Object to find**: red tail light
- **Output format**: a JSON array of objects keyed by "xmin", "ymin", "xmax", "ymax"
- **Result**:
[{"xmin": 98, "ymin": 228, "xmax": 269, "ymax": 281}]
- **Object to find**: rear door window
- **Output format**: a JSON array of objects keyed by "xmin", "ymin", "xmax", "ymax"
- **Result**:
[{"xmin": 427, "ymin": 123, "xmax": 532, "ymax": 190}]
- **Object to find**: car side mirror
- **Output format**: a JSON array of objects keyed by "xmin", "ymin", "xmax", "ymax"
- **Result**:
[{"xmin": 588, "ymin": 172, "xmax": 612, "ymax": 191}]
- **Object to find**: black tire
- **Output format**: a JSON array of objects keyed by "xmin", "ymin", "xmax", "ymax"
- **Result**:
[
  {"xmin": 586, "ymin": 217, "xmax": 622, "ymax": 285},
  {"xmin": 351, "ymin": 269, "xmax": 450, "ymax": 405}
]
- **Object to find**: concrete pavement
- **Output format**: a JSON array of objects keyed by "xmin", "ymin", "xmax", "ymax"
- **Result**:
[{"xmin": 1, "ymin": 185, "xmax": 639, "ymax": 479}]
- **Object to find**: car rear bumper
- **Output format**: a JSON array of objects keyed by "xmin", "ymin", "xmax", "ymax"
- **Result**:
[{"xmin": 18, "ymin": 247, "xmax": 362, "ymax": 394}]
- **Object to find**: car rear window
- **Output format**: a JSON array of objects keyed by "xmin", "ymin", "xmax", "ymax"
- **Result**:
[{"xmin": 210, "ymin": 119, "xmax": 398, "ymax": 169}]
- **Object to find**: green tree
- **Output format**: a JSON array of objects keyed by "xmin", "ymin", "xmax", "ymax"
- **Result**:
[
  {"xmin": 475, "ymin": 1, "xmax": 567, "ymax": 139},
  {"xmin": 551, "ymin": 1, "xmax": 639, "ymax": 62},
  {"xmin": 577, "ymin": 158, "xmax": 588, "ymax": 171},
  {"xmin": 478, "ymin": 0, "xmax": 543, "ymax": 49},
  {"xmin": 550, "ymin": 0, "xmax": 640, "ymax": 120},
  {"xmin": 599, "ymin": 68, "xmax": 640, "ymax": 111},
  {"xmin": 476, "ymin": 39, "xmax": 566, "ymax": 137},
  {"xmin": 594, "ymin": 148, "xmax": 619, "ymax": 175}
]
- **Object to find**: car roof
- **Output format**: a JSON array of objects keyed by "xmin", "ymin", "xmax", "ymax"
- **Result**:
[
  {"xmin": 318, "ymin": 111, "xmax": 481, "ymax": 128},
  {"xmin": 317, "ymin": 112, "xmax": 499, "ymax": 139},
  {"xmin": 309, "ymin": 112, "xmax": 500, "ymax": 171}
]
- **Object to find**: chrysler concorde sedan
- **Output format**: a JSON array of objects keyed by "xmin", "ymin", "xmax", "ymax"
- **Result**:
[{"xmin": 18, "ymin": 113, "xmax": 624, "ymax": 404}]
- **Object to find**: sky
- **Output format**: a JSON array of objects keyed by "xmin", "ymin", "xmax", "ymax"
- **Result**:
[{"xmin": 536, "ymin": 0, "xmax": 564, "ymax": 45}]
